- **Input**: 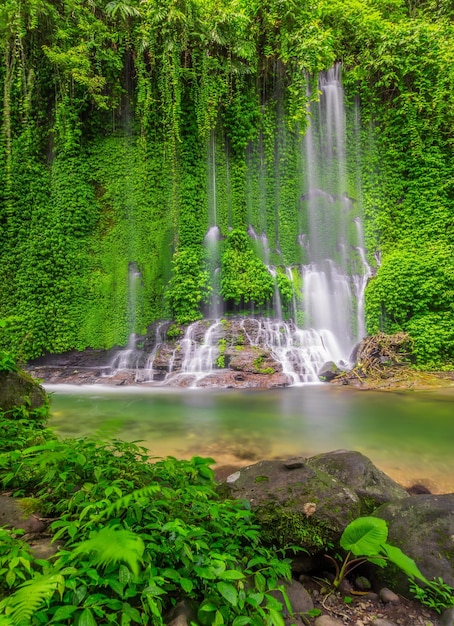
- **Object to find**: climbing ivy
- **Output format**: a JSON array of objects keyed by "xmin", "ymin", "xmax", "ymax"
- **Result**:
[
  {"xmin": 220, "ymin": 229, "xmax": 274, "ymax": 309},
  {"xmin": 0, "ymin": 0, "xmax": 453, "ymax": 367}
]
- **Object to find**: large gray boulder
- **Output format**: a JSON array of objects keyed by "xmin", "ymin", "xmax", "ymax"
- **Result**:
[
  {"xmin": 374, "ymin": 494, "xmax": 454, "ymax": 594},
  {"xmin": 224, "ymin": 451, "xmax": 411, "ymax": 552},
  {"xmin": 306, "ymin": 450, "xmax": 409, "ymax": 510},
  {"xmin": 225, "ymin": 457, "xmax": 361, "ymax": 551}
]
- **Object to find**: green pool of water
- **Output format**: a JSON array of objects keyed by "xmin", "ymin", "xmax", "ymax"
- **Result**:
[{"xmin": 47, "ymin": 384, "xmax": 454, "ymax": 493}]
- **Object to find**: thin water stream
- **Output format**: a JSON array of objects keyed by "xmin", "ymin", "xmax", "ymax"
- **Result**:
[{"xmin": 47, "ymin": 385, "xmax": 454, "ymax": 494}]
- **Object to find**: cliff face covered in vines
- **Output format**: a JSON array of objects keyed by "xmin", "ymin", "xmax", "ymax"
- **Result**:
[{"xmin": 0, "ymin": 0, "xmax": 453, "ymax": 368}]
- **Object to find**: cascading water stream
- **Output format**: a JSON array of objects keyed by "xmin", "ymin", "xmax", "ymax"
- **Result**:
[
  {"xmin": 108, "ymin": 64, "xmax": 371, "ymax": 387},
  {"xmin": 108, "ymin": 263, "xmax": 143, "ymax": 375},
  {"xmin": 205, "ymin": 131, "xmax": 223, "ymax": 319},
  {"xmin": 297, "ymin": 63, "xmax": 371, "ymax": 366}
]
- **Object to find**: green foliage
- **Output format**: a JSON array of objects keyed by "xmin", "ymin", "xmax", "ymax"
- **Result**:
[
  {"xmin": 167, "ymin": 247, "xmax": 211, "ymax": 324},
  {"xmin": 0, "ymin": 415, "xmax": 295, "ymax": 625},
  {"xmin": 0, "ymin": 0, "xmax": 454, "ymax": 369},
  {"xmin": 366, "ymin": 246, "xmax": 454, "ymax": 367},
  {"xmin": 410, "ymin": 577, "xmax": 454, "ymax": 614},
  {"xmin": 220, "ymin": 230, "xmax": 274, "ymax": 308},
  {"xmin": 326, "ymin": 516, "xmax": 428, "ymax": 591},
  {"xmin": 0, "ymin": 528, "xmax": 36, "ymax": 594}
]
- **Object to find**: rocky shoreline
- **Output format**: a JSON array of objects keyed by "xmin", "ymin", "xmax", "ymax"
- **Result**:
[{"xmin": 24, "ymin": 319, "xmax": 454, "ymax": 391}]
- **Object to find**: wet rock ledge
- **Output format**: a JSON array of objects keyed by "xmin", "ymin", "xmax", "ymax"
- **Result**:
[
  {"xmin": 26, "ymin": 318, "xmax": 333, "ymax": 388},
  {"xmin": 26, "ymin": 322, "xmax": 454, "ymax": 390}
]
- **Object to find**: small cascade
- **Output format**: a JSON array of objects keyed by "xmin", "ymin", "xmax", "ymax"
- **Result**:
[
  {"xmin": 204, "ymin": 226, "xmax": 222, "ymax": 319},
  {"xmin": 107, "ymin": 263, "xmax": 144, "ymax": 377},
  {"xmin": 248, "ymin": 227, "xmax": 284, "ymax": 320},
  {"xmin": 109, "ymin": 333, "xmax": 140, "ymax": 372},
  {"xmin": 353, "ymin": 218, "xmax": 373, "ymax": 342},
  {"xmin": 239, "ymin": 318, "xmax": 344, "ymax": 384},
  {"xmin": 204, "ymin": 130, "xmax": 224, "ymax": 319},
  {"xmin": 267, "ymin": 267, "xmax": 283, "ymax": 321},
  {"xmin": 136, "ymin": 322, "xmax": 168, "ymax": 382},
  {"xmin": 285, "ymin": 266, "xmax": 298, "ymax": 322},
  {"xmin": 166, "ymin": 320, "xmax": 222, "ymax": 387}
]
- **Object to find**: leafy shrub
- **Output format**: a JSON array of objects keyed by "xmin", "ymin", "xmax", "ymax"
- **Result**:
[
  {"xmin": 220, "ymin": 230, "xmax": 274, "ymax": 308},
  {"xmin": 325, "ymin": 516, "xmax": 427, "ymax": 591},
  {"xmin": 366, "ymin": 246, "xmax": 454, "ymax": 367},
  {"xmin": 0, "ymin": 426, "xmax": 296, "ymax": 625}
]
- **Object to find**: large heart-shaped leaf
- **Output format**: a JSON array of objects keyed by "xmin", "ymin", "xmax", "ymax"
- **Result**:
[{"xmin": 340, "ymin": 517, "xmax": 388, "ymax": 556}]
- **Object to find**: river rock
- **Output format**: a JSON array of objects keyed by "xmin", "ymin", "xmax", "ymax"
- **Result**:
[
  {"xmin": 306, "ymin": 450, "xmax": 409, "ymax": 511},
  {"xmin": 318, "ymin": 361, "xmax": 342, "ymax": 382},
  {"xmin": 314, "ymin": 616, "xmax": 344, "ymax": 626},
  {"xmin": 0, "ymin": 369, "xmax": 47, "ymax": 414},
  {"xmin": 440, "ymin": 607, "xmax": 454, "ymax": 626},
  {"xmin": 379, "ymin": 587, "xmax": 400, "ymax": 603},
  {"xmin": 373, "ymin": 494, "xmax": 454, "ymax": 594},
  {"xmin": 184, "ymin": 369, "xmax": 290, "ymax": 389},
  {"xmin": 268, "ymin": 579, "xmax": 314, "ymax": 619}
]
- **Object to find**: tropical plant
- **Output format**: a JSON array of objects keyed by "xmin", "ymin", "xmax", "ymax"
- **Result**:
[
  {"xmin": 0, "ymin": 419, "xmax": 297, "ymax": 625},
  {"xmin": 410, "ymin": 577, "xmax": 454, "ymax": 614},
  {"xmin": 325, "ymin": 516, "xmax": 428, "ymax": 591}
]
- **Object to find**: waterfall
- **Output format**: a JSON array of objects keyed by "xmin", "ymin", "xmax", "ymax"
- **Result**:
[
  {"xmin": 239, "ymin": 318, "xmax": 338, "ymax": 384},
  {"xmin": 107, "ymin": 65, "xmax": 371, "ymax": 387},
  {"xmin": 204, "ymin": 226, "xmax": 222, "ymax": 319},
  {"xmin": 297, "ymin": 63, "xmax": 370, "ymax": 363},
  {"xmin": 205, "ymin": 131, "xmax": 223, "ymax": 319},
  {"xmin": 107, "ymin": 263, "xmax": 143, "ymax": 375},
  {"xmin": 162, "ymin": 320, "xmax": 222, "ymax": 387}
]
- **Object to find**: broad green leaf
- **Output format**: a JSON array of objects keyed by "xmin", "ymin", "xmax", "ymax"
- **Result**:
[
  {"xmin": 180, "ymin": 577, "xmax": 194, "ymax": 592},
  {"xmin": 246, "ymin": 592, "xmax": 264, "ymax": 608},
  {"xmin": 232, "ymin": 617, "xmax": 251, "ymax": 626},
  {"xmin": 381, "ymin": 543, "xmax": 428, "ymax": 583},
  {"xmin": 143, "ymin": 585, "xmax": 166, "ymax": 597},
  {"xmin": 340, "ymin": 517, "xmax": 388, "ymax": 556},
  {"xmin": 78, "ymin": 608, "xmax": 97, "ymax": 626},
  {"xmin": 254, "ymin": 571, "xmax": 266, "ymax": 592},
  {"xmin": 217, "ymin": 581, "xmax": 238, "ymax": 606},
  {"xmin": 5, "ymin": 569, "xmax": 16, "ymax": 587},
  {"xmin": 198, "ymin": 602, "xmax": 217, "ymax": 612},
  {"xmin": 213, "ymin": 610, "xmax": 225, "ymax": 625},
  {"xmin": 267, "ymin": 608, "xmax": 285, "ymax": 626},
  {"xmin": 220, "ymin": 570, "xmax": 244, "ymax": 581},
  {"xmin": 50, "ymin": 605, "xmax": 78, "ymax": 622}
]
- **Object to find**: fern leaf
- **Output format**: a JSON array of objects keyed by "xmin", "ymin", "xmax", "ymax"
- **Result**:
[
  {"xmin": 1, "ymin": 574, "xmax": 64, "ymax": 625},
  {"xmin": 94, "ymin": 484, "xmax": 165, "ymax": 521},
  {"xmin": 72, "ymin": 527, "xmax": 144, "ymax": 577}
]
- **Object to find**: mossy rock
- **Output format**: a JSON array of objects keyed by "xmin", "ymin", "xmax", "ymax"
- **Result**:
[
  {"xmin": 224, "ymin": 458, "xmax": 361, "ymax": 552},
  {"xmin": 373, "ymin": 494, "xmax": 454, "ymax": 595},
  {"xmin": 0, "ymin": 370, "xmax": 48, "ymax": 417},
  {"xmin": 305, "ymin": 450, "xmax": 409, "ymax": 513}
]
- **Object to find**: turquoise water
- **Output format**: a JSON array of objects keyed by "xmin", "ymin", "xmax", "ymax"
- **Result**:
[{"xmin": 47, "ymin": 384, "xmax": 454, "ymax": 493}]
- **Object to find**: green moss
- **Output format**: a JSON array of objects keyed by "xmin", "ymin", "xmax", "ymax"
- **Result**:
[
  {"xmin": 256, "ymin": 501, "xmax": 334, "ymax": 551},
  {"xmin": 167, "ymin": 324, "xmax": 184, "ymax": 339},
  {"xmin": 252, "ymin": 356, "xmax": 275, "ymax": 375},
  {"xmin": 18, "ymin": 498, "xmax": 42, "ymax": 519}
]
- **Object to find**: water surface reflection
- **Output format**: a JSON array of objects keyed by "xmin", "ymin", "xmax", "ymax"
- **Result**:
[{"xmin": 47, "ymin": 385, "xmax": 454, "ymax": 493}]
